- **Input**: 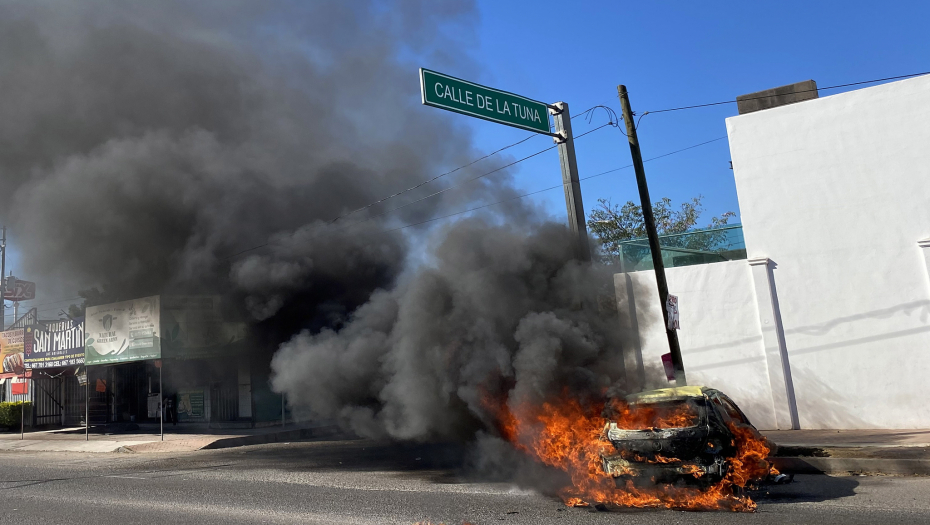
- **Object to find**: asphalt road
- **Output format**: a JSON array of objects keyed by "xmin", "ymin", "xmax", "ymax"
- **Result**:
[{"xmin": 0, "ymin": 438, "xmax": 928, "ymax": 525}]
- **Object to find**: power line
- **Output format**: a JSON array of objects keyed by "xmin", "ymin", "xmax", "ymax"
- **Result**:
[
  {"xmin": 13, "ymin": 124, "xmax": 707, "ymax": 314},
  {"xmin": 226, "ymin": 117, "xmax": 617, "ymax": 259},
  {"xmin": 20, "ymin": 112, "xmax": 621, "ymax": 307},
  {"xmin": 383, "ymin": 135, "xmax": 728, "ymax": 233},
  {"xmin": 335, "ymin": 122, "xmax": 614, "ymax": 233},
  {"xmin": 647, "ymin": 71, "xmax": 930, "ymax": 114},
  {"xmin": 324, "ymin": 104, "xmax": 611, "ymax": 227},
  {"xmin": 12, "ymin": 296, "xmax": 83, "ymax": 309}
]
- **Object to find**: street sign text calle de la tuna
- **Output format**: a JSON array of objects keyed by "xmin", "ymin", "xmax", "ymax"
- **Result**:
[{"xmin": 420, "ymin": 68, "xmax": 551, "ymax": 134}]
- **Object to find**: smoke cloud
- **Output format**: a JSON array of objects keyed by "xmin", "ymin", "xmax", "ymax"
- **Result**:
[
  {"xmin": 271, "ymin": 219, "xmax": 631, "ymax": 441},
  {"xmin": 0, "ymin": 1, "xmax": 642, "ymax": 457},
  {"xmin": 0, "ymin": 0, "xmax": 507, "ymax": 311}
]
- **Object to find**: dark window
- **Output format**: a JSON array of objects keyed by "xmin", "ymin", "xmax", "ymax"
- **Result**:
[{"xmin": 717, "ymin": 395, "xmax": 749, "ymax": 425}]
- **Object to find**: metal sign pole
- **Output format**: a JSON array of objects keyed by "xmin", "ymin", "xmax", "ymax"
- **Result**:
[
  {"xmin": 20, "ymin": 372, "xmax": 24, "ymax": 440},
  {"xmin": 0, "ymin": 226, "xmax": 5, "ymax": 331},
  {"xmin": 85, "ymin": 368, "xmax": 89, "ymax": 441},
  {"xmin": 159, "ymin": 362, "xmax": 163, "ymax": 441},
  {"xmin": 550, "ymin": 101, "xmax": 591, "ymax": 262}
]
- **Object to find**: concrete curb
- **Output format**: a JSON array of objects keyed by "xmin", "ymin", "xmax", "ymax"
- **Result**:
[
  {"xmin": 199, "ymin": 428, "xmax": 315, "ymax": 450},
  {"xmin": 772, "ymin": 457, "xmax": 930, "ymax": 476},
  {"xmin": 120, "ymin": 423, "xmax": 342, "ymax": 453}
]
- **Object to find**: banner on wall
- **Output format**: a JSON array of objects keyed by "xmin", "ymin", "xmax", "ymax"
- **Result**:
[
  {"xmin": 25, "ymin": 320, "xmax": 85, "ymax": 369},
  {"xmin": 85, "ymin": 296, "xmax": 161, "ymax": 365},
  {"xmin": 161, "ymin": 296, "xmax": 246, "ymax": 360},
  {"xmin": 0, "ymin": 329, "xmax": 27, "ymax": 378}
]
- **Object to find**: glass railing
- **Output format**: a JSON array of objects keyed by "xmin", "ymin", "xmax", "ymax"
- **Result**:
[{"xmin": 618, "ymin": 224, "xmax": 747, "ymax": 272}]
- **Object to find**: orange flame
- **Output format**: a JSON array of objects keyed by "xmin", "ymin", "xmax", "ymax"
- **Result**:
[{"xmin": 488, "ymin": 393, "xmax": 772, "ymax": 512}]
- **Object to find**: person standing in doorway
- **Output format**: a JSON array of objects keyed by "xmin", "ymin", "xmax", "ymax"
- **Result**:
[{"xmin": 164, "ymin": 392, "xmax": 177, "ymax": 426}]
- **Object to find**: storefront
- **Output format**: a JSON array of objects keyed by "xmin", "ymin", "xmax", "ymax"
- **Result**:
[
  {"xmin": 24, "ymin": 318, "xmax": 86, "ymax": 426},
  {"xmin": 83, "ymin": 295, "xmax": 254, "ymax": 428}
]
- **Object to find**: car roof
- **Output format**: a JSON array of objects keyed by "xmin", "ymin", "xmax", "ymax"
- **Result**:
[{"xmin": 625, "ymin": 385, "xmax": 709, "ymax": 403}]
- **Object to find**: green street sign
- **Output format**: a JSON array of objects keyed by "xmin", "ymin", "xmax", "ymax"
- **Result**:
[{"xmin": 420, "ymin": 68, "xmax": 551, "ymax": 134}]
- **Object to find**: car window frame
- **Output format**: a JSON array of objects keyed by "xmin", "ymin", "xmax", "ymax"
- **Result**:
[{"xmin": 714, "ymin": 393, "xmax": 751, "ymax": 426}]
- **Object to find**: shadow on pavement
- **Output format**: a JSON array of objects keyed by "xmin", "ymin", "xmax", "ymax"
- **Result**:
[
  {"xmin": 215, "ymin": 436, "xmax": 469, "ymax": 477},
  {"xmin": 206, "ymin": 436, "xmax": 863, "ymax": 509},
  {"xmin": 753, "ymin": 474, "xmax": 859, "ymax": 505}
]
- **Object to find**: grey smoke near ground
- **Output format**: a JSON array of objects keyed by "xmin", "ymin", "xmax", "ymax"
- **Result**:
[
  {"xmin": 272, "ymin": 219, "xmax": 632, "ymax": 441},
  {"xmin": 1, "ymin": 1, "xmax": 643, "ymax": 470}
]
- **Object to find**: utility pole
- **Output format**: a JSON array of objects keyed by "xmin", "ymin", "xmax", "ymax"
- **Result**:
[
  {"xmin": 550, "ymin": 102, "xmax": 591, "ymax": 262},
  {"xmin": 617, "ymin": 85, "xmax": 687, "ymax": 385},
  {"xmin": 0, "ymin": 226, "xmax": 5, "ymax": 331}
]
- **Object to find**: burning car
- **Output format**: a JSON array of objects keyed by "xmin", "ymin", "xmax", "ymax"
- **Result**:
[{"xmin": 599, "ymin": 386, "xmax": 772, "ymax": 488}]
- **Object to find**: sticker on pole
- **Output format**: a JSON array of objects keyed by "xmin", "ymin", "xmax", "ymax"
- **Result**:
[
  {"xmin": 666, "ymin": 294, "xmax": 680, "ymax": 330},
  {"xmin": 661, "ymin": 353, "xmax": 675, "ymax": 382}
]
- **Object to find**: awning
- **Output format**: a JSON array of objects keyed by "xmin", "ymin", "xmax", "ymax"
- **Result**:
[{"xmin": 0, "ymin": 370, "xmax": 32, "ymax": 380}]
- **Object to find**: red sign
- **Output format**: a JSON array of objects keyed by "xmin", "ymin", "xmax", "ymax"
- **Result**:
[
  {"xmin": 661, "ymin": 353, "xmax": 676, "ymax": 382},
  {"xmin": 11, "ymin": 380, "xmax": 28, "ymax": 396},
  {"xmin": 3, "ymin": 278, "xmax": 36, "ymax": 302}
]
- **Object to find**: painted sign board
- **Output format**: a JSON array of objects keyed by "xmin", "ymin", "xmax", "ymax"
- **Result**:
[
  {"xmin": 85, "ymin": 296, "xmax": 161, "ymax": 365},
  {"xmin": 177, "ymin": 388, "xmax": 207, "ymax": 422},
  {"xmin": 161, "ymin": 296, "xmax": 247, "ymax": 360},
  {"xmin": 420, "ymin": 68, "xmax": 551, "ymax": 134},
  {"xmin": 25, "ymin": 320, "xmax": 85, "ymax": 369},
  {"xmin": 3, "ymin": 278, "xmax": 36, "ymax": 302},
  {"xmin": 0, "ymin": 329, "xmax": 26, "ymax": 377}
]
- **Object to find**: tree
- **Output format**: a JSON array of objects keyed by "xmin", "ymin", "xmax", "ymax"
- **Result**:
[
  {"xmin": 64, "ymin": 287, "xmax": 116, "ymax": 320},
  {"xmin": 587, "ymin": 195, "xmax": 735, "ymax": 262}
]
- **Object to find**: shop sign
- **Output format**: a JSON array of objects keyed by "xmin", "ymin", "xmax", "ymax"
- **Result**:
[
  {"xmin": 161, "ymin": 296, "xmax": 246, "ymax": 360},
  {"xmin": 11, "ymin": 378, "xmax": 28, "ymax": 396},
  {"xmin": 0, "ymin": 329, "xmax": 26, "ymax": 377},
  {"xmin": 177, "ymin": 389, "xmax": 206, "ymax": 421},
  {"xmin": 85, "ymin": 296, "xmax": 161, "ymax": 365},
  {"xmin": 25, "ymin": 320, "xmax": 85, "ymax": 369},
  {"xmin": 3, "ymin": 277, "xmax": 36, "ymax": 302}
]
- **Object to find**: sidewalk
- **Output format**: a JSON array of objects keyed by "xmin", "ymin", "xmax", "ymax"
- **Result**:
[
  {"xmin": 762, "ymin": 429, "xmax": 930, "ymax": 476},
  {"xmin": 0, "ymin": 422, "xmax": 338, "ymax": 453}
]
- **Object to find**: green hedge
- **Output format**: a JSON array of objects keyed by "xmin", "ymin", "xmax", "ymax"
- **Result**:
[{"xmin": 0, "ymin": 402, "xmax": 31, "ymax": 429}]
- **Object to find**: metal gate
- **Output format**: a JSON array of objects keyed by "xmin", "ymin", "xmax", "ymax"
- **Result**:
[
  {"xmin": 211, "ymin": 383, "xmax": 239, "ymax": 422},
  {"xmin": 63, "ymin": 375, "xmax": 85, "ymax": 426},
  {"xmin": 31, "ymin": 375, "xmax": 63, "ymax": 427}
]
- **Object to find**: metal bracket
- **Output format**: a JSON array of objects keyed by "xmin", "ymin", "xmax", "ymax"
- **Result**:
[
  {"xmin": 551, "ymin": 130, "xmax": 568, "ymax": 144},
  {"xmin": 548, "ymin": 102, "xmax": 565, "ymax": 115}
]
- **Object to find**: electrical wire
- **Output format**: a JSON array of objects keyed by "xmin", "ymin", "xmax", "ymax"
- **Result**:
[
  {"xmin": 646, "ymin": 71, "xmax": 930, "ymax": 114},
  {"xmin": 224, "ymin": 115, "xmax": 616, "ymax": 259},
  {"xmin": 334, "ymin": 122, "xmax": 615, "ymax": 233},
  {"xmin": 383, "ymin": 135, "xmax": 728, "ymax": 233},
  {"xmin": 15, "ymin": 132, "xmax": 718, "ymax": 319},
  {"xmin": 322, "ymin": 104, "xmax": 605, "ymax": 228}
]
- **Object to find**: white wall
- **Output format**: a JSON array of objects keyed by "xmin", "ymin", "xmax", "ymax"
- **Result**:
[
  {"xmin": 616, "ymin": 261, "xmax": 779, "ymax": 429},
  {"xmin": 727, "ymin": 75, "xmax": 930, "ymax": 429},
  {"xmin": 617, "ymin": 76, "xmax": 930, "ymax": 429}
]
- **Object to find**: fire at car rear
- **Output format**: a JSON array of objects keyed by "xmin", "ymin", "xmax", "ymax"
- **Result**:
[{"xmin": 600, "ymin": 386, "xmax": 764, "ymax": 488}]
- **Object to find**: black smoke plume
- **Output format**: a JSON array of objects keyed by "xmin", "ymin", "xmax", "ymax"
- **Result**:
[
  {"xmin": 271, "ymin": 219, "xmax": 632, "ymax": 441},
  {"xmin": 0, "ymin": 1, "xmax": 642, "ymax": 455},
  {"xmin": 0, "ymin": 0, "xmax": 504, "ymax": 311}
]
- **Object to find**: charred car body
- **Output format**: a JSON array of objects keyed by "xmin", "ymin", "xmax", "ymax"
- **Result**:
[{"xmin": 600, "ymin": 386, "xmax": 767, "ymax": 487}]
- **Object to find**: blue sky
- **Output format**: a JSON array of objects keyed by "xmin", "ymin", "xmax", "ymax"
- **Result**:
[{"xmin": 453, "ymin": 0, "xmax": 929, "ymax": 226}]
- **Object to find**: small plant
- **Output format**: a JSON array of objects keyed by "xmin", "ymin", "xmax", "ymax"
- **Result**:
[{"xmin": 0, "ymin": 401, "xmax": 31, "ymax": 429}]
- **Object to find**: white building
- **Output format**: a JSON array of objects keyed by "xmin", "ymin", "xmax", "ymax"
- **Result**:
[{"xmin": 616, "ymin": 74, "xmax": 930, "ymax": 430}]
